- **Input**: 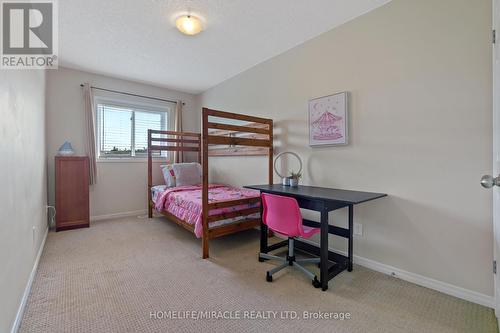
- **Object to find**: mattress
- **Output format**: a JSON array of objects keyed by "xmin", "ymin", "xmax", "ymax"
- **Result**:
[{"xmin": 152, "ymin": 184, "xmax": 260, "ymax": 237}]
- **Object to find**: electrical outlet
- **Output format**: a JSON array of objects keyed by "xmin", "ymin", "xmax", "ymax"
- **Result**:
[{"xmin": 354, "ymin": 223, "xmax": 363, "ymax": 236}]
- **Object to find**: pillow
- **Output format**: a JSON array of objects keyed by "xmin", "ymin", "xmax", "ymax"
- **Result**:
[
  {"xmin": 172, "ymin": 163, "xmax": 202, "ymax": 186},
  {"xmin": 160, "ymin": 164, "xmax": 176, "ymax": 187}
]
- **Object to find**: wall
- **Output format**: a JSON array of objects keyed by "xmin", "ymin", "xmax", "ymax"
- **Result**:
[
  {"xmin": 200, "ymin": 0, "xmax": 493, "ymax": 297},
  {"xmin": 0, "ymin": 71, "xmax": 47, "ymax": 332},
  {"xmin": 46, "ymin": 67, "xmax": 198, "ymax": 219}
]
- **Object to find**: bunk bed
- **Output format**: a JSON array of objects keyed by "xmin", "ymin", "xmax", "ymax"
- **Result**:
[{"xmin": 148, "ymin": 108, "xmax": 273, "ymax": 258}]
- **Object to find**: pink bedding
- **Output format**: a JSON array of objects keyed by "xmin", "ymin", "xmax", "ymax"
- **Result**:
[{"xmin": 154, "ymin": 184, "xmax": 260, "ymax": 237}]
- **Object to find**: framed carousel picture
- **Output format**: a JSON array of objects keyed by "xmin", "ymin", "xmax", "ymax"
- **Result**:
[{"xmin": 308, "ymin": 91, "xmax": 348, "ymax": 146}]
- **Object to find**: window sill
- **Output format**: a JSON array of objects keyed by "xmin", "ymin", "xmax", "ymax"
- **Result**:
[{"xmin": 97, "ymin": 158, "xmax": 170, "ymax": 164}]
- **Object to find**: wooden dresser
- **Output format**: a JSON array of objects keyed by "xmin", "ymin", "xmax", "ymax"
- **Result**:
[{"xmin": 55, "ymin": 156, "xmax": 90, "ymax": 231}]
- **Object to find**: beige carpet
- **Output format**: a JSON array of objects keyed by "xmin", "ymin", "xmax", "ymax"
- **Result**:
[{"xmin": 20, "ymin": 216, "xmax": 497, "ymax": 333}]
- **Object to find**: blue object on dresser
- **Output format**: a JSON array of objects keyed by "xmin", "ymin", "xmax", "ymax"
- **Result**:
[{"xmin": 58, "ymin": 141, "xmax": 75, "ymax": 156}]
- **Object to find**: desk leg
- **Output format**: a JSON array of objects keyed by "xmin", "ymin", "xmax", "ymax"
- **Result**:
[
  {"xmin": 320, "ymin": 210, "xmax": 329, "ymax": 291},
  {"xmin": 348, "ymin": 205, "xmax": 353, "ymax": 272},
  {"xmin": 260, "ymin": 221, "xmax": 268, "ymax": 254}
]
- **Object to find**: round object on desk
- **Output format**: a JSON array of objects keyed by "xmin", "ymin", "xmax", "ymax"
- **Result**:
[{"xmin": 273, "ymin": 151, "xmax": 303, "ymax": 179}]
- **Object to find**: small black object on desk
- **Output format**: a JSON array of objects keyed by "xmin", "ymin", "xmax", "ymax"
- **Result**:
[{"xmin": 244, "ymin": 184, "xmax": 387, "ymax": 291}]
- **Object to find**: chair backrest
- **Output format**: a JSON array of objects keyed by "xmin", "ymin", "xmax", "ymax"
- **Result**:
[{"xmin": 261, "ymin": 193, "xmax": 303, "ymax": 237}]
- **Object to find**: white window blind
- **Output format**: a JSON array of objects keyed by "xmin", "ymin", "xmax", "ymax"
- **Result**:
[
  {"xmin": 96, "ymin": 101, "xmax": 172, "ymax": 159},
  {"xmin": 134, "ymin": 111, "xmax": 162, "ymax": 155}
]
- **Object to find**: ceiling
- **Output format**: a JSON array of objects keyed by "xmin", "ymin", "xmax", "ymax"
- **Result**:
[{"xmin": 59, "ymin": 0, "xmax": 391, "ymax": 94}]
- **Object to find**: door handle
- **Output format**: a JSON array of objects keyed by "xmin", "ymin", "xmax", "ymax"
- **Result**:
[{"xmin": 481, "ymin": 175, "xmax": 500, "ymax": 188}]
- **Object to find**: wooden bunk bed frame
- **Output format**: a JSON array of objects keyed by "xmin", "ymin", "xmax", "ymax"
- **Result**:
[{"xmin": 148, "ymin": 108, "xmax": 273, "ymax": 258}]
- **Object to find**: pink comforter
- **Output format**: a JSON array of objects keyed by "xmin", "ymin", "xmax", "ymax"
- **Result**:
[{"xmin": 155, "ymin": 184, "xmax": 260, "ymax": 237}]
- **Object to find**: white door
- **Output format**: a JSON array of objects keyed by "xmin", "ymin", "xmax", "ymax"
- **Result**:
[
  {"xmin": 482, "ymin": 0, "xmax": 500, "ymax": 316},
  {"xmin": 494, "ymin": 0, "xmax": 500, "ymax": 316}
]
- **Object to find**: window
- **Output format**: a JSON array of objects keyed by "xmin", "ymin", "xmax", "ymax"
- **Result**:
[{"xmin": 96, "ymin": 99, "xmax": 173, "ymax": 159}]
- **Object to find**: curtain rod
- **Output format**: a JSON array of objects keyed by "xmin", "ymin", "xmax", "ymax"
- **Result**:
[{"xmin": 79, "ymin": 84, "xmax": 185, "ymax": 105}]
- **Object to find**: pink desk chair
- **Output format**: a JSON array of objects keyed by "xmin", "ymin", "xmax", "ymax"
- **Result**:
[{"xmin": 259, "ymin": 193, "xmax": 321, "ymax": 286}]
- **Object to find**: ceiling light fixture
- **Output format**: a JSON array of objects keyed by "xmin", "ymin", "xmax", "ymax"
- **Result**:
[{"xmin": 175, "ymin": 15, "xmax": 203, "ymax": 36}]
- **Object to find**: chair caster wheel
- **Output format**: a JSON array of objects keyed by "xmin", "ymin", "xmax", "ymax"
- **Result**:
[
  {"xmin": 258, "ymin": 257, "xmax": 265, "ymax": 262},
  {"xmin": 312, "ymin": 277, "xmax": 321, "ymax": 288},
  {"xmin": 266, "ymin": 272, "xmax": 273, "ymax": 282}
]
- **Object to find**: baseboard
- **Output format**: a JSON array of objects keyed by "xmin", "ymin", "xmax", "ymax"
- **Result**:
[
  {"xmin": 352, "ymin": 252, "xmax": 494, "ymax": 308},
  {"xmin": 91, "ymin": 209, "xmax": 147, "ymax": 222},
  {"xmin": 297, "ymin": 238, "xmax": 495, "ymax": 308},
  {"xmin": 10, "ymin": 226, "xmax": 48, "ymax": 333}
]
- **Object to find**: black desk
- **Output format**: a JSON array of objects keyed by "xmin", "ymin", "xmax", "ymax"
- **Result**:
[{"xmin": 244, "ymin": 184, "xmax": 387, "ymax": 291}]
